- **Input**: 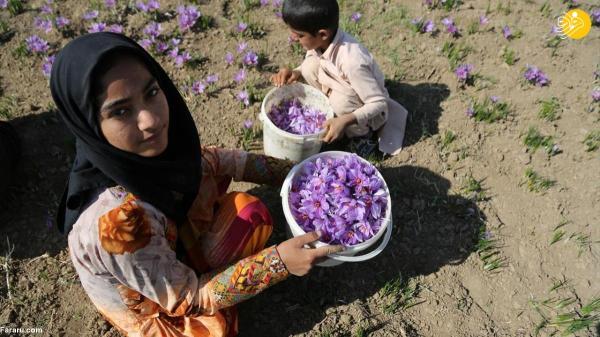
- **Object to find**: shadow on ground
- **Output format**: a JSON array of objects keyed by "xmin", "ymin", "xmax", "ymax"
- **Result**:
[
  {"xmin": 239, "ymin": 164, "xmax": 486, "ymax": 336},
  {"xmin": 0, "ymin": 110, "xmax": 74, "ymax": 258}
]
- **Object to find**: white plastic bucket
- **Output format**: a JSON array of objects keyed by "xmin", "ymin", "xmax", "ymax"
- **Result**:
[
  {"xmin": 260, "ymin": 83, "xmax": 334, "ymax": 162},
  {"xmin": 280, "ymin": 151, "xmax": 393, "ymax": 267}
]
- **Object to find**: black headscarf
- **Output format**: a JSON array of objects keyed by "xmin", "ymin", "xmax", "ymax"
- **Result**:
[{"xmin": 50, "ymin": 32, "xmax": 202, "ymax": 234}]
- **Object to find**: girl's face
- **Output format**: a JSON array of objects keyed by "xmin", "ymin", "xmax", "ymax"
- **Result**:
[{"xmin": 97, "ymin": 57, "xmax": 169, "ymax": 157}]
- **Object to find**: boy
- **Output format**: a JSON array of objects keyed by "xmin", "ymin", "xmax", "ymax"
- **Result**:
[{"xmin": 271, "ymin": 0, "xmax": 408, "ymax": 156}]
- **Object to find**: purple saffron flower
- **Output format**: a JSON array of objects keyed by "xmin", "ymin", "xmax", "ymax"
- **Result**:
[
  {"xmin": 243, "ymin": 51, "xmax": 258, "ymax": 66},
  {"xmin": 490, "ymin": 96, "xmax": 500, "ymax": 103},
  {"xmin": 350, "ymin": 12, "xmax": 362, "ymax": 23},
  {"xmin": 83, "ymin": 10, "xmax": 99, "ymax": 20},
  {"xmin": 237, "ymin": 22, "xmax": 248, "ymax": 33},
  {"xmin": 424, "ymin": 20, "xmax": 435, "ymax": 33},
  {"xmin": 455, "ymin": 64, "xmax": 474, "ymax": 83},
  {"xmin": 423, "ymin": 0, "xmax": 433, "ymax": 7},
  {"xmin": 502, "ymin": 25, "xmax": 512, "ymax": 39},
  {"xmin": 550, "ymin": 25, "xmax": 560, "ymax": 35},
  {"xmin": 177, "ymin": 5, "xmax": 200, "ymax": 32},
  {"xmin": 41, "ymin": 4, "xmax": 52, "ymax": 14},
  {"xmin": 136, "ymin": 1, "xmax": 148, "ymax": 12},
  {"xmin": 88, "ymin": 22, "xmax": 107, "ymax": 33},
  {"xmin": 243, "ymin": 119, "xmax": 254, "ymax": 129},
  {"xmin": 108, "ymin": 24, "xmax": 123, "ymax": 33},
  {"xmin": 55, "ymin": 16, "xmax": 70, "ymax": 29},
  {"xmin": 590, "ymin": 9, "xmax": 600, "ymax": 25},
  {"xmin": 225, "ymin": 52, "xmax": 235, "ymax": 65},
  {"xmin": 147, "ymin": 0, "xmax": 159, "ymax": 11},
  {"xmin": 234, "ymin": 69, "xmax": 246, "ymax": 83},
  {"xmin": 171, "ymin": 50, "xmax": 191, "ymax": 68},
  {"xmin": 139, "ymin": 38, "xmax": 153, "ymax": 50},
  {"xmin": 479, "ymin": 15, "xmax": 489, "ymax": 25},
  {"xmin": 41, "ymin": 55, "xmax": 55, "ymax": 77},
  {"xmin": 191, "ymin": 81, "xmax": 206, "ymax": 95},
  {"xmin": 260, "ymin": 0, "xmax": 269, "ymax": 6},
  {"xmin": 272, "ymin": 0, "xmax": 282, "ymax": 7},
  {"xmin": 466, "ymin": 105, "xmax": 475, "ymax": 117},
  {"xmin": 524, "ymin": 65, "xmax": 550, "ymax": 87},
  {"xmin": 104, "ymin": 0, "xmax": 116, "ymax": 8},
  {"xmin": 143, "ymin": 22, "xmax": 161, "ymax": 38},
  {"xmin": 34, "ymin": 17, "xmax": 53, "ymax": 34},
  {"xmin": 592, "ymin": 89, "xmax": 600, "ymax": 102},
  {"xmin": 442, "ymin": 17, "xmax": 459, "ymax": 36},
  {"xmin": 237, "ymin": 41, "xmax": 248, "ymax": 53},
  {"xmin": 237, "ymin": 90, "xmax": 250, "ymax": 106},
  {"xmin": 25, "ymin": 35, "xmax": 49, "ymax": 54},
  {"xmin": 0, "ymin": 0, "xmax": 7, "ymax": 8},
  {"xmin": 205, "ymin": 74, "xmax": 218, "ymax": 84},
  {"xmin": 155, "ymin": 42, "xmax": 168, "ymax": 53},
  {"xmin": 171, "ymin": 38, "xmax": 181, "ymax": 47}
]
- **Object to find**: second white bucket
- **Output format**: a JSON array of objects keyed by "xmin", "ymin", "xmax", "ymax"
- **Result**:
[{"xmin": 259, "ymin": 83, "xmax": 334, "ymax": 162}]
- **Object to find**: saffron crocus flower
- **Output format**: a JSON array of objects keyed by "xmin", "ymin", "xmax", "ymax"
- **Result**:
[
  {"xmin": 424, "ymin": 20, "xmax": 435, "ymax": 33},
  {"xmin": 268, "ymin": 98, "xmax": 326, "ymax": 135},
  {"xmin": 490, "ymin": 96, "xmax": 500, "ymax": 103},
  {"xmin": 423, "ymin": 0, "xmax": 433, "ymax": 7},
  {"xmin": 350, "ymin": 12, "xmax": 362, "ymax": 23},
  {"xmin": 139, "ymin": 38, "xmax": 153, "ymax": 50},
  {"xmin": 234, "ymin": 69, "xmax": 246, "ymax": 84},
  {"xmin": 104, "ymin": 0, "xmax": 116, "ymax": 8},
  {"xmin": 290, "ymin": 154, "xmax": 388, "ymax": 246},
  {"xmin": 88, "ymin": 22, "xmax": 107, "ymax": 33},
  {"xmin": 237, "ymin": 22, "xmax": 248, "ymax": 33},
  {"xmin": 479, "ymin": 15, "xmax": 489, "ymax": 25},
  {"xmin": 41, "ymin": 55, "xmax": 55, "ymax": 77},
  {"xmin": 550, "ymin": 25, "xmax": 560, "ymax": 35},
  {"xmin": 55, "ymin": 16, "xmax": 70, "ymax": 29},
  {"xmin": 0, "ymin": 0, "xmax": 7, "ymax": 8},
  {"xmin": 191, "ymin": 81, "xmax": 206, "ymax": 95},
  {"xmin": 34, "ymin": 17, "xmax": 53, "ymax": 34},
  {"xmin": 466, "ymin": 105, "xmax": 475, "ymax": 117},
  {"xmin": 108, "ymin": 24, "xmax": 123, "ymax": 33},
  {"xmin": 205, "ymin": 74, "xmax": 218, "ymax": 84},
  {"xmin": 591, "ymin": 9, "xmax": 600, "ymax": 25},
  {"xmin": 143, "ymin": 22, "xmax": 161, "ymax": 38},
  {"xmin": 41, "ymin": 4, "xmax": 52, "ymax": 14},
  {"xmin": 455, "ymin": 64, "xmax": 474, "ymax": 83},
  {"xmin": 441, "ymin": 17, "xmax": 459, "ymax": 36},
  {"xmin": 243, "ymin": 51, "xmax": 258, "ymax": 66},
  {"xmin": 177, "ymin": 5, "xmax": 200, "ymax": 32},
  {"xmin": 83, "ymin": 10, "xmax": 99, "ymax": 20},
  {"xmin": 260, "ymin": 0, "xmax": 269, "ymax": 6},
  {"xmin": 502, "ymin": 25, "xmax": 512, "ymax": 39},
  {"xmin": 136, "ymin": 0, "xmax": 158, "ymax": 12},
  {"xmin": 237, "ymin": 41, "xmax": 248, "ymax": 53},
  {"xmin": 155, "ymin": 42, "xmax": 169, "ymax": 53},
  {"xmin": 237, "ymin": 90, "xmax": 250, "ymax": 106},
  {"xmin": 524, "ymin": 65, "xmax": 550, "ymax": 87},
  {"xmin": 272, "ymin": 0, "xmax": 282, "ymax": 7},
  {"xmin": 26, "ymin": 35, "xmax": 49, "ymax": 53},
  {"xmin": 169, "ymin": 48, "xmax": 191, "ymax": 68},
  {"xmin": 592, "ymin": 89, "xmax": 600, "ymax": 102},
  {"xmin": 243, "ymin": 119, "xmax": 254, "ymax": 129},
  {"xmin": 225, "ymin": 52, "xmax": 235, "ymax": 65}
]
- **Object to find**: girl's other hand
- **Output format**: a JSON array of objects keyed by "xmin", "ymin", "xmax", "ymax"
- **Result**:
[{"xmin": 276, "ymin": 231, "xmax": 344, "ymax": 276}]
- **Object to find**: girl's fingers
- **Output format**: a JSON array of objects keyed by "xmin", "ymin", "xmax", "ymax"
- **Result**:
[
  {"xmin": 294, "ymin": 231, "xmax": 321, "ymax": 246},
  {"xmin": 313, "ymin": 244, "xmax": 345, "ymax": 258}
]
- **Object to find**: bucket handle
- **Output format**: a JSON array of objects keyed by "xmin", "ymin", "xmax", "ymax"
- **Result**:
[{"xmin": 327, "ymin": 218, "xmax": 393, "ymax": 262}]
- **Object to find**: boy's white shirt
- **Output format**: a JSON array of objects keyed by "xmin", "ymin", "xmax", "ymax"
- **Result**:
[{"xmin": 298, "ymin": 29, "xmax": 408, "ymax": 155}]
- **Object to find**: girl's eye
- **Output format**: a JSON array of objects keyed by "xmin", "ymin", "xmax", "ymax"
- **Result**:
[
  {"xmin": 111, "ymin": 108, "xmax": 129, "ymax": 118},
  {"xmin": 148, "ymin": 86, "xmax": 160, "ymax": 97}
]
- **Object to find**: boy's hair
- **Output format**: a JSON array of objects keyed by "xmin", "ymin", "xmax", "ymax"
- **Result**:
[{"xmin": 282, "ymin": 0, "xmax": 339, "ymax": 36}]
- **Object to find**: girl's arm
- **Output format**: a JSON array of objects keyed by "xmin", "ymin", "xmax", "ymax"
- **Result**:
[{"xmin": 97, "ymin": 197, "xmax": 289, "ymax": 317}]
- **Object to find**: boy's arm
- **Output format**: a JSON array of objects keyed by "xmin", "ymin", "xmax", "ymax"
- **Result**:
[{"xmin": 344, "ymin": 62, "xmax": 388, "ymax": 128}]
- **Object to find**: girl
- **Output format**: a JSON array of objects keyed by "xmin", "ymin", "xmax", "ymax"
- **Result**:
[{"xmin": 50, "ymin": 32, "xmax": 342, "ymax": 337}]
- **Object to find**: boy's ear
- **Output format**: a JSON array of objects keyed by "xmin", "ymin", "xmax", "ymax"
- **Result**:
[{"xmin": 317, "ymin": 29, "xmax": 332, "ymax": 41}]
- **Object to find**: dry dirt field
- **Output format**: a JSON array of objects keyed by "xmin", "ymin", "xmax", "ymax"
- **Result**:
[{"xmin": 0, "ymin": 0, "xmax": 599, "ymax": 336}]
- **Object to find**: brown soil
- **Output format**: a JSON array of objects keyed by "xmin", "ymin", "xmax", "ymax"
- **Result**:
[{"xmin": 0, "ymin": 0, "xmax": 598, "ymax": 336}]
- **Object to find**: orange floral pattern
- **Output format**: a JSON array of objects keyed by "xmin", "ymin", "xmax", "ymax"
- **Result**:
[{"xmin": 98, "ymin": 193, "xmax": 152, "ymax": 254}]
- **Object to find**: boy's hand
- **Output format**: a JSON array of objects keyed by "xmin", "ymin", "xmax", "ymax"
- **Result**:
[
  {"xmin": 276, "ymin": 231, "xmax": 344, "ymax": 276},
  {"xmin": 322, "ymin": 114, "xmax": 355, "ymax": 143},
  {"xmin": 271, "ymin": 68, "xmax": 301, "ymax": 87}
]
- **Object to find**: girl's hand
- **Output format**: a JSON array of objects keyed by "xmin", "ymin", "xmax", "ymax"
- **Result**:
[
  {"xmin": 276, "ymin": 231, "xmax": 344, "ymax": 276},
  {"xmin": 271, "ymin": 68, "xmax": 301, "ymax": 87}
]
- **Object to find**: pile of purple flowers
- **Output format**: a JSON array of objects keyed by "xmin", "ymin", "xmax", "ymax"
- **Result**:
[
  {"xmin": 289, "ymin": 154, "xmax": 388, "ymax": 246},
  {"xmin": 177, "ymin": 5, "xmax": 200, "ymax": 32},
  {"xmin": 524, "ymin": 65, "xmax": 550, "ymax": 87},
  {"xmin": 268, "ymin": 98, "xmax": 326, "ymax": 135}
]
